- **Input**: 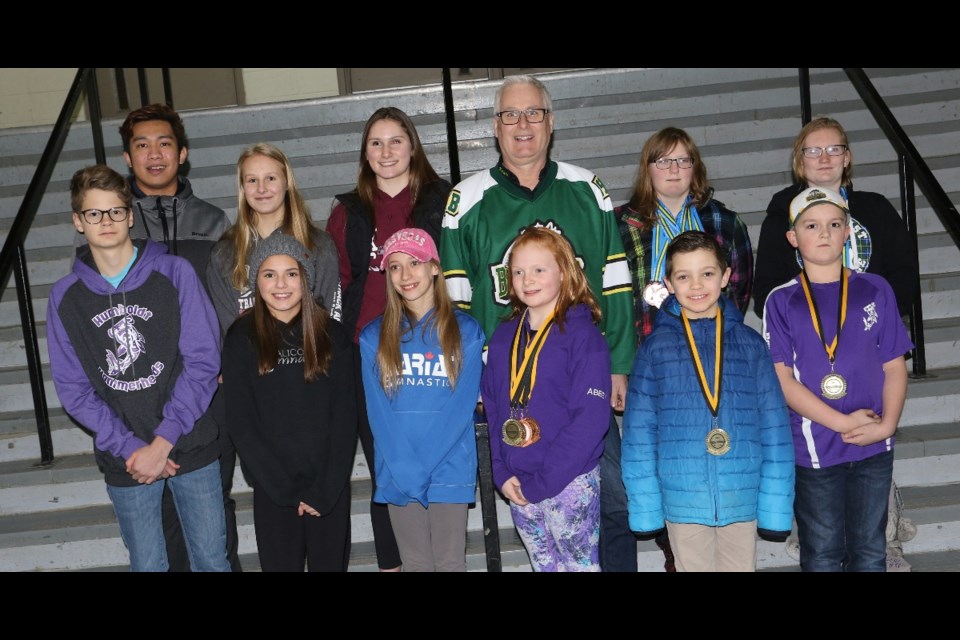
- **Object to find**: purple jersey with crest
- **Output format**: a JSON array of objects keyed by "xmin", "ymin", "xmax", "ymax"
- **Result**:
[{"xmin": 762, "ymin": 271, "xmax": 913, "ymax": 469}]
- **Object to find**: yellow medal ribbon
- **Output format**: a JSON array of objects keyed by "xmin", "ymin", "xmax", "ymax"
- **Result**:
[
  {"xmin": 680, "ymin": 306, "xmax": 723, "ymax": 416},
  {"xmin": 799, "ymin": 268, "xmax": 848, "ymax": 365},
  {"xmin": 509, "ymin": 308, "xmax": 556, "ymax": 406}
]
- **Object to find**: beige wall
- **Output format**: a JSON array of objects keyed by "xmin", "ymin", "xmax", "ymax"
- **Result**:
[
  {"xmin": 0, "ymin": 68, "xmax": 87, "ymax": 129},
  {"xmin": 0, "ymin": 68, "xmax": 340, "ymax": 130},
  {"xmin": 242, "ymin": 68, "xmax": 339, "ymax": 104}
]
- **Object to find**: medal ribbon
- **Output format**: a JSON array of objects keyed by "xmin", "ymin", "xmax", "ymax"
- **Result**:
[
  {"xmin": 651, "ymin": 197, "xmax": 703, "ymax": 281},
  {"xmin": 799, "ymin": 268, "xmax": 848, "ymax": 366},
  {"xmin": 509, "ymin": 308, "xmax": 556, "ymax": 407},
  {"xmin": 680, "ymin": 306, "xmax": 723, "ymax": 418}
]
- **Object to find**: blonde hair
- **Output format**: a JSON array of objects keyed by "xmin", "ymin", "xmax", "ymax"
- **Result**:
[
  {"xmin": 376, "ymin": 258, "xmax": 462, "ymax": 394},
  {"xmin": 224, "ymin": 143, "xmax": 318, "ymax": 291},
  {"xmin": 506, "ymin": 226, "xmax": 601, "ymax": 330},
  {"xmin": 792, "ymin": 117, "xmax": 853, "ymax": 187}
]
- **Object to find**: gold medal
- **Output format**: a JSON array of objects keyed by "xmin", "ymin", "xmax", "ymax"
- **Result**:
[
  {"xmin": 706, "ymin": 427, "xmax": 731, "ymax": 456},
  {"xmin": 504, "ymin": 308, "xmax": 555, "ymax": 448},
  {"xmin": 502, "ymin": 417, "xmax": 541, "ymax": 447},
  {"xmin": 800, "ymin": 269, "xmax": 850, "ymax": 399},
  {"xmin": 820, "ymin": 372, "xmax": 848, "ymax": 400},
  {"xmin": 681, "ymin": 307, "xmax": 728, "ymax": 458},
  {"xmin": 502, "ymin": 419, "xmax": 525, "ymax": 446}
]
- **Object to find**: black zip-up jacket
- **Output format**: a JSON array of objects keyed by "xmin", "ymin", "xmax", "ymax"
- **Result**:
[{"xmin": 332, "ymin": 178, "xmax": 450, "ymax": 336}]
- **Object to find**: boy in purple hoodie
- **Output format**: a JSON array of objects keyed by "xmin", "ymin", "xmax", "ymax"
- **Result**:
[{"xmin": 47, "ymin": 165, "xmax": 229, "ymax": 572}]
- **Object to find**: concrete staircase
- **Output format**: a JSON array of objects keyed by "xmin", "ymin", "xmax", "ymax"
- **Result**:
[{"xmin": 1, "ymin": 67, "xmax": 958, "ymax": 571}]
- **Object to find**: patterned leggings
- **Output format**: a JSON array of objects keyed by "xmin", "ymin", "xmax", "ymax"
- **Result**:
[{"xmin": 510, "ymin": 466, "xmax": 601, "ymax": 572}]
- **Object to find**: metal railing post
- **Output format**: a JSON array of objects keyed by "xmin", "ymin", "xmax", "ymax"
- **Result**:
[
  {"xmin": 86, "ymin": 70, "xmax": 106, "ymax": 166},
  {"xmin": 162, "ymin": 68, "xmax": 174, "ymax": 109},
  {"xmin": 474, "ymin": 407, "xmax": 502, "ymax": 572},
  {"xmin": 900, "ymin": 156, "xmax": 928, "ymax": 377},
  {"xmin": 441, "ymin": 68, "xmax": 461, "ymax": 185},
  {"xmin": 798, "ymin": 68, "xmax": 812, "ymax": 125},
  {"xmin": 14, "ymin": 245, "xmax": 53, "ymax": 464},
  {"xmin": 136, "ymin": 67, "xmax": 149, "ymax": 106}
]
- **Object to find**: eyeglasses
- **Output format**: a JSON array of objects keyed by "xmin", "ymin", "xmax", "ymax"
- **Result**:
[
  {"xmin": 495, "ymin": 108, "xmax": 550, "ymax": 125},
  {"xmin": 79, "ymin": 206, "xmax": 130, "ymax": 224},
  {"xmin": 801, "ymin": 145, "xmax": 848, "ymax": 158},
  {"xmin": 652, "ymin": 157, "xmax": 694, "ymax": 170}
]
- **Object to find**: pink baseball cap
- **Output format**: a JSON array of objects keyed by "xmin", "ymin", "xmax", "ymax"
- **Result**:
[{"xmin": 380, "ymin": 228, "xmax": 440, "ymax": 270}]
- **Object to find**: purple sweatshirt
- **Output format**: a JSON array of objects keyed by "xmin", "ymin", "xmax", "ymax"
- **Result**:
[
  {"xmin": 481, "ymin": 303, "xmax": 611, "ymax": 503},
  {"xmin": 763, "ymin": 271, "xmax": 913, "ymax": 468},
  {"xmin": 47, "ymin": 239, "xmax": 221, "ymax": 486}
]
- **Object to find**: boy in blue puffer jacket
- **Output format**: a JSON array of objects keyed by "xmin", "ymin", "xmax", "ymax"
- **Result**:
[{"xmin": 622, "ymin": 231, "xmax": 794, "ymax": 571}]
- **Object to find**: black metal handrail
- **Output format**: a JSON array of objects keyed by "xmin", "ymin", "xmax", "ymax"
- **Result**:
[
  {"xmin": 843, "ymin": 69, "xmax": 960, "ymax": 249},
  {"xmin": 6, "ymin": 68, "xmax": 954, "ymax": 564},
  {"xmin": 796, "ymin": 68, "xmax": 960, "ymax": 377},
  {"xmin": 0, "ymin": 68, "xmax": 97, "ymax": 465},
  {"xmin": 843, "ymin": 68, "xmax": 960, "ymax": 377}
]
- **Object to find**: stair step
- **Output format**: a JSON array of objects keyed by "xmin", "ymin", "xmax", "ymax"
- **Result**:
[
  {"xmin": 897, "ymin": 422, "xmax": 960, "ymax": 460},
  {"xmin": 3, "ymin": 66, "xmax": 960, "ymax": 573}
]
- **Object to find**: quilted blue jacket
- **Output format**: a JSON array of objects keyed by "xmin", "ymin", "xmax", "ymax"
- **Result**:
[{"xmin": 621, "ymin": 295, "xmax": 794, "ymax": 534}]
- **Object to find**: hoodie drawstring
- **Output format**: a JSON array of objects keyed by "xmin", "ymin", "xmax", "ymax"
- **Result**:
[
  {"xmin": 171, "ymin": 197, "xmax": 179, "ymax": 256},
  {"xmin": 135, "ymin": 202, "xmax": 152, "ymax": 240},
  {"xmin": 155, "ymin": 196, "xmax": 170, "ymax": 251}
]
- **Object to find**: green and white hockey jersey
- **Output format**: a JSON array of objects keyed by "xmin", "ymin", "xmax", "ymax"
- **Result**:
[{"xmin": 441, "ymin": 160, "xmax": 635, "ymax": 374}]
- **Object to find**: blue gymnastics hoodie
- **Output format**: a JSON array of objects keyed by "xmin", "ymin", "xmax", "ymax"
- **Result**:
[{"xmin": 359, "ymin": 308, "xmax": 485, "ymax": 506}]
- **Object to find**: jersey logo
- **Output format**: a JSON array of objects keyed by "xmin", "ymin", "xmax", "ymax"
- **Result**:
[
  {"xmin": 445, "ymin": 189, "xmax": 462, "ymax": 217},
  {"xmin": 592, "ymin": 175, "xmax": 610, "ymax": 200},
  {"xmin": 587, "ymin": 387, "xmax": 606, "ymax": 399},
  {"xmin": 863, "ymin": 302, "xmax": 878, "ymax": 331}
]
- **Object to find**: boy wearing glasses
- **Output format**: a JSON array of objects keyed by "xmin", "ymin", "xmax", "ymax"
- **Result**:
[{"xmin": 48, "ymin": 165, "xmax": 230, "ymax": 572}]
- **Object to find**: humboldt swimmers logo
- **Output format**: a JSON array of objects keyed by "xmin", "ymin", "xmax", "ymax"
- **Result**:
[
  {"xmin": 104, "ymin": 316, "xmax": 145, "ymax": 376},
  {"xmin": 92, "ymin": 303, "xmax": 163, "ymax": 392},
  {"xmin": 488, "ymin": 221, "xmax": 583, "ymax": 306}
]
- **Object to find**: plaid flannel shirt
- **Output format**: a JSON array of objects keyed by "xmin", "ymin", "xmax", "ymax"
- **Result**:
[{"xmin": 615, "ymin": 197, "xmax": 753, "ymax": 345}]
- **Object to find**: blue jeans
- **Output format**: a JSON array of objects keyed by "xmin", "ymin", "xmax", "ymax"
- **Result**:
[
  {"xmin": 599, "ymin": 413, "xmax": 637, "ymax": 572},
  {"xmin": 106, "ymin": 460, "xmax": 231, "ymax": 572},
  {"xmin": 794, "ymin": 450, "xmax": 893, "ymax": 572}
]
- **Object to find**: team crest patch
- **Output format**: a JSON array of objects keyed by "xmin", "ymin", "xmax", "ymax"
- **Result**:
[
  {"xmin": 592, "ymin": 175, "xmax": 610, "ymax": 200},
  {"xmin": 863, "ymin": 302, "xmax": 878, "ymax": 331},
  {"xmin": 445, "ymin": 189, "xmax": 461, "ymax": 217}
]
